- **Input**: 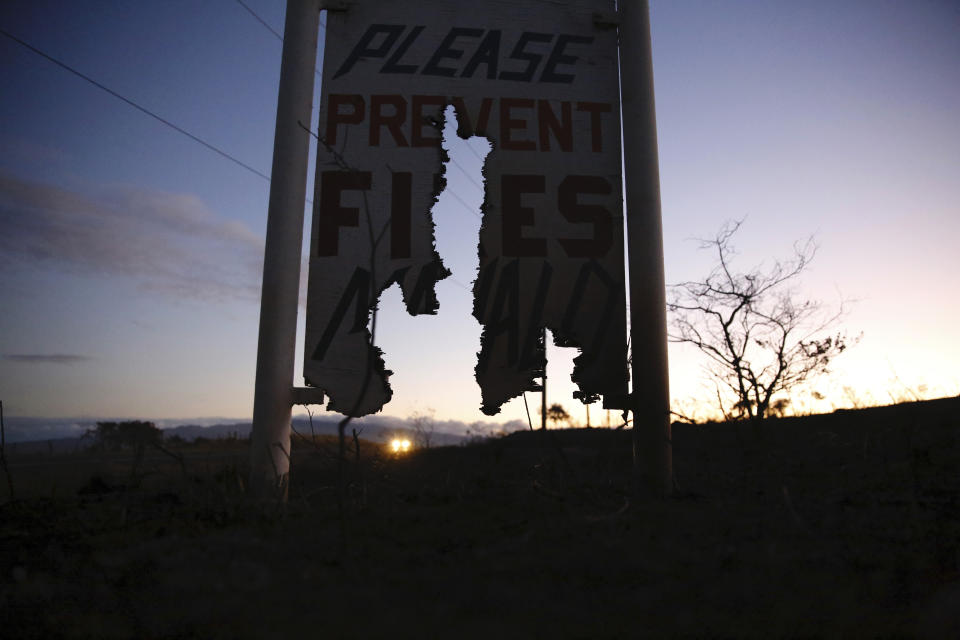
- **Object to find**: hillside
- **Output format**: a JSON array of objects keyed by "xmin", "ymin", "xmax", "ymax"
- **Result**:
[
  {"xmin": 1, "ymin": 398, "xmax": 958, "ymax": 637},
  {"xmin": 2, "ymin": 414, "xmax": 467, "ymax": 453}
]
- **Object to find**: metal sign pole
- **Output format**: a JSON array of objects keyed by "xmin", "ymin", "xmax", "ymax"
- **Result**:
[
  {"xmin": 541, "ymin": 327, "xmax": 547, "ymax": 431},
  {"xmin": 620, "ymin": 0, "xmax": 673, "ymax": 497},
  {"xmin": 250, "ymin": 0, "xmax": 322, "ymax": 498}
]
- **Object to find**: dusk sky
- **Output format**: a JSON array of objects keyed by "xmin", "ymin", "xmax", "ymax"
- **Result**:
[{"xmin": 1, "ymin": 1, "xmax": 958, "ymax": 430}]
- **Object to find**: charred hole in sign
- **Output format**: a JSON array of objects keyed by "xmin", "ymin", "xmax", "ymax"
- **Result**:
[
  {"xmin": 307, "ymin": 7, "xmax": 628, "ymax": 418},
  {"xmin": 369, "ymin": 104, "xmax": 491, "ymax": 414},
  {"xmin": 461, "ymin": 95, "xmax": 625, "ymax": 416},
  {"xmin": 307, "ymin": 98, "xmax": 453, "ymax": 417}
]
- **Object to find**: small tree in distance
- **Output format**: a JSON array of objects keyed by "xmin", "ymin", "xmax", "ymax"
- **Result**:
[
  {"xmin": 87, "ymin": 421, "xmax": 162, "ymax": 451},
  {"xmin": 668, "ymin": 220, "xmax": 855, "ymax": 423},
  {"xmin": 546, "ymin": 403, "xmax": 571, "ymax": 429},
  {"xmin": 85, "ymin": 420, "xmax": 167, "ymax": 483},
  {"xmin": 410, "ymin": 409, "xmax": 436, "ymax": 449}
]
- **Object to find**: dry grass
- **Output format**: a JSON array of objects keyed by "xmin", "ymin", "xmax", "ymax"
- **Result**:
[{"xmin": 1, "ymin": 401, "xmax": 958, "ymax": 637}]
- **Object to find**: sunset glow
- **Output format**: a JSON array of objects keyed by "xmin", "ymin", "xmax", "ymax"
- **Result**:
[
  {"xmin": 390, "ymin": 438, "xmax": 412, "ymax": 454},
  {"xmin": 1, "ymin": 1, "xmax": 957, "ymax": 432}
]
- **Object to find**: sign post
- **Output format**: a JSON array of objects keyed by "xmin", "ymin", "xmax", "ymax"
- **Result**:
[
  {"xmin": 250, "ymin": 0, "xmax": 672, "ymax": 500},
  {"xmin": 249, "ymin": 0, "xmax": 322, "ymax": 498},
  {"xmin": 621, "ymin": 0, "xmax": 673, "ymax": 496}
]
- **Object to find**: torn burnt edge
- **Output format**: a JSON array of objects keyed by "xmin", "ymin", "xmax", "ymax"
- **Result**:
[
  {"xmin": 304, "ymin": 0, "xmax": 629, "ymax": 419},
  {"xmin": 453, "ymin": 100, "xmax": 628, "ymax": 416},
  {"xmin": 303, "ymin": 104, "xmax": 451, "ymax": 417},
  {"xmin": 471, "ymin": 252, "xmax": 629, "ymax": 416}
]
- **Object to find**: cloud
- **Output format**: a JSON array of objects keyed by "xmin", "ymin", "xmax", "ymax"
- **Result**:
[
  {"xmin": 0, "ymin": 171, "xmax": 265, "ymax": 302},
  {"xmin": 2, "ymin": 354, "xmax": 93, "ymax": 364}
]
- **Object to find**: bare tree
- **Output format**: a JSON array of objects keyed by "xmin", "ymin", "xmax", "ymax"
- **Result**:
[
  {"xmin": 0, "ymin": 400, "xmax": 14, "ymax": 502},
  {"xmin": 85, "ymin": 420, "xmax": 166, "ymax": 484},
  {"xmin": 410, "ymin": 409, "xmax": 436, "ymax": 449},
  {"xmin": 546, "ymin": 403, "xmax": 571, "ymax": 429},
  {"xmin": 668, "ymin": 220, "xmax": 854, "ymax": 422},
  {"xmin": 87, "ymin": 421, "xmax": 162, "ymax": 451}
]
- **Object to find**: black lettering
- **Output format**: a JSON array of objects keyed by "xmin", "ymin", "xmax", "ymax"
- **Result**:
[
  {"xmin": 473, "ymin": 257, "xmax": 499, "ymax": 320},
  {"xmin": 423, "ymin": 28, "xmax": 483, "ymax": 77},
  {"xmin": 311, "ymin": 267, "xmax": 370, "ymax": 361},
  {"xmin": 333, "ymin": 24, "xmax": 404, "ymax": 80},
  {"xmin": 382, "ymin": 26, "xmax": 424, "ymax": 74},
  {"xmin": 517, "ymin": 261, "xmax": 552, "ymax": 370},
  {"xmin": 561, "ymin": 261, "xmax": 622, "ymax": 352},
  {"xmin": 498, "ymin": 32, "xmax": 552, "ymax": 82},
  {"xmin": 461, "ymin": 30, "xmax": 501, "ymax": 79},
  {"xmin": 541, "ymin": 34, "xmax": 592, "ymax": 83},
  {"xmin": 477, "ymin": 259, "xmax": 520, "ymax": 370},
  {"xmin": 403, "ymin": 262, "xmax": 448, "ymax": 315}
]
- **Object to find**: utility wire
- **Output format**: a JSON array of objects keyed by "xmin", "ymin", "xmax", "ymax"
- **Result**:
[
  {"xmin": 3, "ymin": 20, "xmax": 483, "ymax": 225},
  {"xmin": 445, "ymin": 188, "xmax": 482, "ymax": 219},
  {"xmin": 0, "ymin": 28, "xmax": 272, "ymax": 182},
  {"xmin": 233, "ymin": 4, "xmax": 490, "ymax": 220},
  {"xmin": 233, "ymin": 0, "xmax": 490, "ymax": 211},
  {"xmin": 464, "ymin": 140, "xmax": 489, "ymax": 163},
  {"xmin": 234, "ymin": 0, "xmax": 327, "ymax": 40},
  {"xmin": 235, "ymin": 0, "xmax": 283, "ymax": 41},
  {"xmin": 449, "ymin": 155, "xmax": 484, "ymax": 192}
]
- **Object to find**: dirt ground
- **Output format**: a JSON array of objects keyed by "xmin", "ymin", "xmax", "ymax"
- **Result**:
[{"xmin": 2, "ymin": 401, "xmax": 959, "ymax": 638}]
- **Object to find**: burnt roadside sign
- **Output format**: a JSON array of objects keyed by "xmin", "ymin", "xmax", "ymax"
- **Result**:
[{"xmin": 305, "ymin": 0, "xmax": 627, "ymax": 416}]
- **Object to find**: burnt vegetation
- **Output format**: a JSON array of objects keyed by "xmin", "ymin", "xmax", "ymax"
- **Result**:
[
  {"xmin": 1, "ymin": 398, "xmax": 959, "ymax": 636},
  {"xmin": 668, "ymin": 220, "xmax": 855, "ymax": 423}
]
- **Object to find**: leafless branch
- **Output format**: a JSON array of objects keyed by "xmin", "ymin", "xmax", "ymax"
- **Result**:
[{"xmin": 668, "ymin": 221, "xmax": 853, "ymax": 422}]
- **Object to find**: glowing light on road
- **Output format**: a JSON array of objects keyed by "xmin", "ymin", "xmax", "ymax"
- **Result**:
[{"xmin": 390, "ymin": 438, "xmax": 412, "ymax": 454}]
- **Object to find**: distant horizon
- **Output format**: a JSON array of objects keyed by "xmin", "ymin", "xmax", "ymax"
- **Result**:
[
  {"xmin": 5, "ymin": 392, "xmax": 959, "ymax": 445},
  {"xmin": 0, "ymin": 411, "xmax": 530, "ymax": 443}
]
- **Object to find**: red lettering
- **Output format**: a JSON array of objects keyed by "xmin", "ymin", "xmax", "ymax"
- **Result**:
[
  {"xmin": 451, "ymin": 96, "xmax": 493, "ymax": 137},
  {"xmin": 411, "ymin": 95, "xmax": 445, "ymax": 147},
  {"xmin": 557, "ymin": 175, "xmax": 613, "ymax": 257},
  {"xmin": 475, "ymin": 99, "xmax": 493, "ymax": 137},
  {"xmin": 575, "ymin": 102, "xmax": 611, "ymax": 152},
  {"xmin": 537, "ymin": 100, "xmax": 572, "ymax": 152},
  {"xmin": 500, "ymin": 98, "xmax": 536, "ymax": 151},
  {"xmin": 325, "ymin": 94, "xmax": 365, "ymax": 145},
  {"xmin": 370, "ymin": 95, "xmax": 408, "ymax": 147}
]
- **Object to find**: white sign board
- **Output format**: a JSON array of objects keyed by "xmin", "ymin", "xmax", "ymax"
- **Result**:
[{"xmin": 305, "ymin": 0, "xmax": 627, "ymax": 416}]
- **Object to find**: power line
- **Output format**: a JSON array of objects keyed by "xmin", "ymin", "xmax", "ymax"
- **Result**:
[
  {"xmin": 3, "ymin": 25, "xmax": 481, "ymax": 221},
  {"xmin": 0, "ymin": 27, "xmax": 271, "ymax": 183},
  {"xmin": 235, "ymin": 0, "xmax": 283, "ymax": 41},
  {"xmin": 464, "ymin": 140, "xmax": 489, "ymax": 163},
  {"xmin": 446, "ymin": 276, "xmax": 473, "ymax": 292},
  {"xmin": 231, "ymin": 1, "xmax": 325, "ymax": 87},
  {"xmin": 445, "ymin": 188, "xmax": 482, "ymax": 219},
  {"xmin": 231, "ymin": 5, "xmax": 489, "ymax": 221},
  {"xmin": 448, "ymin": 155, "xmax": 484, "ymax": 193},
  {"xmin": 234, "ymin": 0, "xmax": 327, "ymax": 40}
]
